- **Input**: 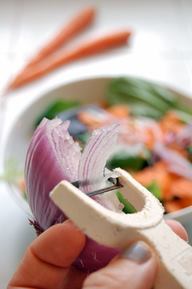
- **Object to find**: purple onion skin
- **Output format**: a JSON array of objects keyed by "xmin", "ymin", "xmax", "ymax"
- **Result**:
[
  {"xmin": 74, "ymin": 238, "xmax": 120, "ymax": 272},
  {"xmin": 26, "ymin": 131, "xmax": 66, "ymax": 230}
]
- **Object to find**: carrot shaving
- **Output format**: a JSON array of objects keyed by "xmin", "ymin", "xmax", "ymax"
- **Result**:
[
  {"xmin": 143, "ymin": 126, "xmax": 163, "ymax": 149},
  {"xmin": 78, "ymin": 112, "xmax": 105, "ymax": 129},
  {"xmin": 165, "ymin": 197, "xmax": 192, "ymax": 213},
  {"xmin": 160, "ymin": 111, "xmax": 184, "ymax": 135},
  {"xmin": 107, "ymin": 105, "xmax": 129, "ymax": 118},
  {"xmin": 133, "ymin": 161, "xmax": 172, "ymax": 193},
  {"xmin": 168, "ymin": 178, "xmax": 192, "ymax": 199},
  {"xmin": 165, "ymin": 200, "xmax": 183, "ymax": 213}
]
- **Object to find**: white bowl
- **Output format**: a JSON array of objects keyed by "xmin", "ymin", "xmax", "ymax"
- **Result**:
[{"xmin": 3, "ymin": 76, "xmax": 192, "ymax": 242}]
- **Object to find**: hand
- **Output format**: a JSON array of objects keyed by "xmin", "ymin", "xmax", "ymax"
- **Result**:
[{"xmin": 8, "ymin": 219, "xmax": 188, "ymax": 289}]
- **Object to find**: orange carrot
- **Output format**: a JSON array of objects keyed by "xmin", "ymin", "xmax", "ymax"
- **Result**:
[
  {"xmin": 26, "ymin": 7, "xmax": 95, "ymax": 70},
  {"xmin": 143, "ymin": 125, "xmax": 163, "ymax": 150},
  {"xmin": 134, "ymin": 164, "xmax": 192, "ymax": 212},
  {"xmin": 78, "ymin": 111, "xmax": 104, "ymax": 129},
  {"xmin": 107, "ymin": 105, "xmax": 129, "ymax": 118},
  {"xmin": 6, "ymin": 7, "xmax": 95, "ymax": 92},
  {"xmin": 134, "ymin": 161, "xmax": 172, "ymax": 193},
  {"xmin": 165, "ymin": 197, "xmax": 192, "ymax": 213},
  {"xmin": 8, "ymin": 30, "xmax": 131, "ymax": 90},
  {"xmin": 168, "ymin": 178, "xmax": 192, "ymax": 199},
  {"xmin": 160, "ymin": 111, "xmax": 184, "ymax": 135},
  {"xmin": 165, "ymin": 200, "xmax": 183, "ymax": 213}
]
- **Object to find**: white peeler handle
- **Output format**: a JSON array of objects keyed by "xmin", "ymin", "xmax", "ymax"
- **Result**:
[
  {"xmin": 50, "ymin": 179, "xmax": 192, "ymax": 289},
  {"xmin": 141, "ymin": 220, "xmax": 192, "ymax": 289}
]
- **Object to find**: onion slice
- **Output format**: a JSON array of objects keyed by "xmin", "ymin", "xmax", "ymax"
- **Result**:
[
  {"xmin": 176, "ymin": 123, "xmax": 192, "ymax": 147},
  {"xmin": 25, "ymin": 118, "xmax": 122, "ymax": 272},
  {"xmin": 154, "ymin": 143, "xmax": 192, "ymax": 180},
  {"xmin": 78, "ymin": 123, "xmax": 122, "ymax": 211}
]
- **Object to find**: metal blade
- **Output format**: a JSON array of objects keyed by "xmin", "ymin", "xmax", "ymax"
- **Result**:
[{"xmin": 72, "ymin": 177, "xmax": 123, "ymax": 197}]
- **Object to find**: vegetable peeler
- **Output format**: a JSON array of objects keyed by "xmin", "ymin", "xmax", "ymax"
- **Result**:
[{"xmin": 50, "ymin": 168, "xmax": 192, "ymax": 289}]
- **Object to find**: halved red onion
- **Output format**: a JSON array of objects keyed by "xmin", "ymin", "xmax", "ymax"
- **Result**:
[
  {"xmin": 25, "ymin": 118, "xmax": 81, "ymax": 230},
  {"xmin": 25, "ymin": 118, "xmax": 121, "ymax": 272},
  {"xmin": 74, "ymin": 238, "xmax": 119, "ymax": 272},
  {"xmin": 154, "ymin": 143, "xmax": 192, "ymax": 180}
]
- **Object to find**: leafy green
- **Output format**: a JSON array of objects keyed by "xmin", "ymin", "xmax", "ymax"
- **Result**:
[
  {"xmin": 106, "ymin": 77, "xmax": 192, "ymax": 119},
  {"xmin": 128, "ymin": 103, "xmax": 162, "ymax": 119},
  {"xmin": 148, "ymin": 82, "xmax": 179, "ymax": 106},
  {"xmin": 173, "ymin": 110, "xmax": 192, "ymax": 124},
  {"xmin": 77, "ymin": 132, "xmax": 90, "ymax": 144},
  {"xmin": 107, "ymin": 149, "xmax": 151, "ymax": 171},
  {"xmin": 146, "ymin": 181, "xmax": 162, "ymax": 200},
  {"xmin": 187, "ymin": 146, "xmax": 192, "ymax": 154},
  {"xmin": 116, "ymin": 191, "xmax": 136, "ymax": 214},
  {"xmin": 107, "ymin": 78, "xmax": 171, "ymax": 113},
  {"xmin": 35, "ymin": 100, "xmax": 80, "ymax": 127}
]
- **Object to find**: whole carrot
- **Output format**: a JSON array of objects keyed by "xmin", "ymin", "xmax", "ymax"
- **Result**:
[
  {"xmin": 23, "ymin": 7, "xmax": 95, "ymax": 70},
  {"xmin": 8, "ymin": 30, "xmax": 131, "ymax": 90}
]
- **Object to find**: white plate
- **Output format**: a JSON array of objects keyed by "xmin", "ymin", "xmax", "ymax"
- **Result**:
[{"xmin": 3, "ymin": 76, "xmax": 192, "ymax": 242}]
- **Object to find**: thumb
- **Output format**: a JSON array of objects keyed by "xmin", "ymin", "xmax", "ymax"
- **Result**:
[{"xmin": 83, "ymin": 241, "xmax": 157, "ymax": 289}]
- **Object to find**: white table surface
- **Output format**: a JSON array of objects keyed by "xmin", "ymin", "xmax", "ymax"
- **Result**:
[{"xmin": 1, "ymin": 0, "xmax": 192, "ymax": 288}]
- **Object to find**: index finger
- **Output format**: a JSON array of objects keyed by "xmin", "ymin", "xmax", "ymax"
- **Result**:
[{"xmin": 8, "ymin": 220, "xmax": 86, "ymax": 289}]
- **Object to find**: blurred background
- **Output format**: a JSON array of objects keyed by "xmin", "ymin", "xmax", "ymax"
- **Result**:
[
  {"xmin": 1, "ymin": 0, "xmax": 192, "ymax": 92},
  {"xmin": 0, "ymin": 0, "xmax": 192, "ymax": 288}
]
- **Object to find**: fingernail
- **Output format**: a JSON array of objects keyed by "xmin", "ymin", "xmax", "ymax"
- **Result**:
[{"xmin": 121, "ymin": 241, "xmax": 152, "ymax": 264}]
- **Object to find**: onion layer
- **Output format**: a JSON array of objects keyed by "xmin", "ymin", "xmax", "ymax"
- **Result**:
[
  {"xmin": 154, "ymin": 143, "xmax": 192, "ymax": 180},
  {"xmin": 25, "ymin": 118, "xmax": 81, "ymax": 230}
]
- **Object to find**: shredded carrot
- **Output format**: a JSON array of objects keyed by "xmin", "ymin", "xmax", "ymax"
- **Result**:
[
  {"xmin": 165, "ymin": 197, "xmax": 192, "ymax": 213},
  {"xmin": 143, "ymin": 127, "xmax": 155, "ymax": 149},
  {"xmin": 143, "ymin": 125, "xmax": 163, "ymax": 149},
  {"xmin": 166, "ymin": 143, "xmax": 188, "ymax": 159},
  {"xmin": 160, "ymin": 111, "xmax": 184, "ymax": 135},
  {"xmin": 165, "ymin": 200, "xmax": 183, "ymax": 213},
  {"xmin": 168, "ymin": 178, "xmax": 192, "ymax": 199},
  {"xmin": 133, "ymin": 161, "xmax": 172, "ymax": 193},
  {"xmin": 78, "ymin": 112, "xmax": 104, "ymax": 129},
  {"xmin": 179, "ymin": 197, "xmax": 192, "ymax": 208},
  {"xmin": 107, "ymin": 105, "xmax": 129, "ymax": 118}
]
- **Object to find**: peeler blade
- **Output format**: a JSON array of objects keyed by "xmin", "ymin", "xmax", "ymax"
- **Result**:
[{"xmin": 72, "ymin": 177, "xmax": 123, "ymax": 197}]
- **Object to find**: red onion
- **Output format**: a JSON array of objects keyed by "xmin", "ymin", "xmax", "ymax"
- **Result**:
[
  {"xmin": 74, "ymin": 238, "xmax": 119, "ymax": 272},
  {"xmin": 25, "ymin": 118, "xmax": 120, "ymax": 272},
  {"xmin": 137, "ymin": 118, "xmax": 163, "ymax": 142},
  {"xmin": 78, "ymin": 123, "xmax": 122, "ymax": 211},
  {"xmin": 176, "ymin": 123, "xmax": 192, "ymax": 147},
  {"xmin": 154, "ymin": 143, "xmax": 192, "ymax": 180},
  {"xmin": 25, "ymin": 118, "xmax": 81, "ymax": 230}
]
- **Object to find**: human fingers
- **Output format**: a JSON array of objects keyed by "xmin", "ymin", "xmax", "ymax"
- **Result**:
[
  {"xmin": 63, "ymin": 266, "xmax": 88, "ymax": 289},
  {"xmin": 83, "ymin": 241, "xmax": 157, "ymax": 289},
  {"xmin": 166, "ymin": 219, "xmax": 188, "ymax": 241},
  {"xmin": 8, "ymin": 220, "xmax": 86, "ymax": 289},
  {"xmin": 83, "ymin": 220, "xmax": 188, "ymax": 289}
]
